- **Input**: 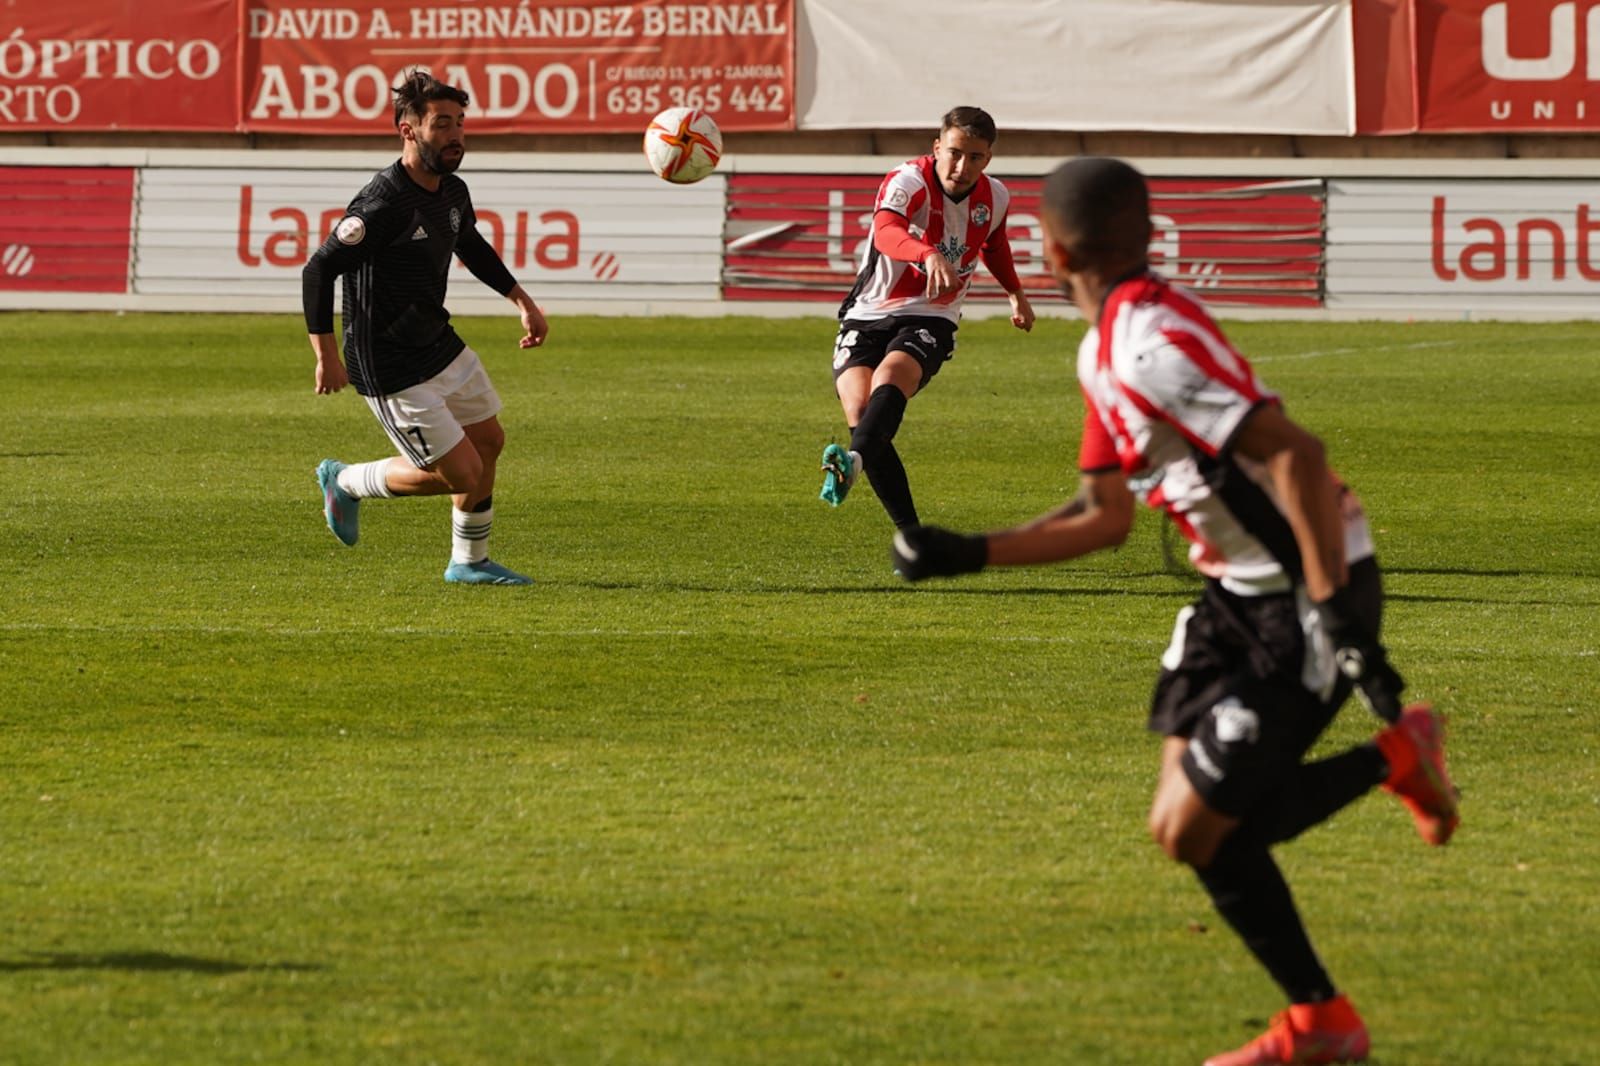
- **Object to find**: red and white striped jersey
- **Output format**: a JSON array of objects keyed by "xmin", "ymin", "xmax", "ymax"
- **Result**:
[
  {"xmin": 839, "ymin": 155, "xmax": 1012, "ymax": 324},
  {"xmin": 1077, "ymin": 272, "xmax": 1373, "ymax": 596}
]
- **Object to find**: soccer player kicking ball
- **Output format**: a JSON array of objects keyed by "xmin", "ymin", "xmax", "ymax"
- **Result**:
[
  {"xmin": 891, "ymin": 158, "xmax": 1458, "ymax": 1065},
  {"xmin": 303, "ymin": 70, "xmax": 547, "ymax": 585},
  {"xmin": 818, "ymin": 106, "xmax": 1035, "ymax": 527}
]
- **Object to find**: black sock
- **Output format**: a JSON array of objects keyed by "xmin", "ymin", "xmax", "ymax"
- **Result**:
[
  {"xmin": 1196, "ymin": 834, "xmax": 1337, "ymax": 1004},
  {"xmin": 1255, "ymin": 744, "xmax": 1388, "ymax": 846},
  {"xmin": 851, "ymin": 385, "xmax": 918, "ymax": 529}
]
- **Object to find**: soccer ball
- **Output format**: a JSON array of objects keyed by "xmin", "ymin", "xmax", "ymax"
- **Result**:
[{"xmin": 643, "ymin": 107, "xmax": 723, "ymax": 184}]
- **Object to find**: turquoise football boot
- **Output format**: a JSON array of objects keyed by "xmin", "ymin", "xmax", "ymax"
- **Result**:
[
  {"xmin": 444, "ymin": 559, "xmax": 534, "ymax": 586},
  {"xmin": 819, "ymin": 444, "xmax": 859, "ymax": 506},
  {"xmin": 316, "ymin": 459, "xmax": 359, "ymax": 546}
]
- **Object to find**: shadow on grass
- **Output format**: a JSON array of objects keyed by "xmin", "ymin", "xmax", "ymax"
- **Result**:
[
  {"xmin": 563, "ymin": 579, "xmax": 1197, "ymax": 599},
  {"xmin": 0, "ymin": 951, "xmax": 324, "ymax": 975}
]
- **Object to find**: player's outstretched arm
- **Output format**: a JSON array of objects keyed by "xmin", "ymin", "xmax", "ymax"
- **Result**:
[
  {"xmin": 892, "ymin": 470, "xmax": 1134, "ymax": 581},
  {"xmin": 506, "ymin": 284, "xmax": 548, "ymax": 349}
]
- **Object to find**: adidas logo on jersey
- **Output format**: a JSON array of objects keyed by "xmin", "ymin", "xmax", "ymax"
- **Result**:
[{"xmin": 410, "ymin": 226, "xmax": 429, "ymax": 241}]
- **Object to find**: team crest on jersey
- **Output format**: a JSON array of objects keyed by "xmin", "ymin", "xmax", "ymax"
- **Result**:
[
  {"xmin": 335, "ymin": 216, "xmax": 366, "ymax": 245},
  {"xmin": 971, "ymin": 203, "xmax": 990, "ymax": 226},
  {"xmin": 449, "ymin": 207, "xmax": 462, "ymax": 233}
]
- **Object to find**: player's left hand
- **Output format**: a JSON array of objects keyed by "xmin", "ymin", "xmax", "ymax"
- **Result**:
[
  {"xmin": 519, "ymin": 302, "xmax": 549, "ymax": 349},
  {"xmin": 1010, "ymin": 291, "xmax": 1035, "ymax": 333},
  {"xmin": 891, "ymin": 525, "xmax": 988, "ymax": 582}
]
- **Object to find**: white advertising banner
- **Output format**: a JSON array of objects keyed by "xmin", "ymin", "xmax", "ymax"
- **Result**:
[
  {"xmin": 1327, "ymin": 180, "xmax": 1600, "ymax": 313},
  {"xmin": 798, "ymin": 0, "xmax": 1353, "ymax": 135},
  {"xmin": 133, "ymin": 166, "xmax": 724, "ymax": 305}
]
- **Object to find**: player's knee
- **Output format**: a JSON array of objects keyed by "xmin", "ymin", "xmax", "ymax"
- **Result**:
[
  {"xmin": 1149, "ymin": 809, "xmax": 1218, "ymax": 868},
  {"xmin": 472, "ymin": 423, "xmax": 506, "ymax": 462}
]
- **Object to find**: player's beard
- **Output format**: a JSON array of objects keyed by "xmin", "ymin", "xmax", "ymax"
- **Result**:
[{"xmin": 419, "ymin": 141, "xmax": 464, "ymax": 176}]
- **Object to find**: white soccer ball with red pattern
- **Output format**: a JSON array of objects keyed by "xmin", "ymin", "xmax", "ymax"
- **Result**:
[{"xmin": 643, "ymin": 107, "xmax": 723, "ymax": 184}]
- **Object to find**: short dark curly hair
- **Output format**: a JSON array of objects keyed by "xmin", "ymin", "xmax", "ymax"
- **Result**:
[
  {"xmin": 392, "ymin": 69, "xmax": 469, "ymax": 129},
  {"xmin": 940, "ymin": 106, "xmax": 997, "ymax": 145}
]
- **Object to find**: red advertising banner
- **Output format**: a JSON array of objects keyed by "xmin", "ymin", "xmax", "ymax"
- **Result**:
[
  {"xmin": 1415, "ymin": 0, "xmax": 1600, "ymax": 131},
  {"xmin": 724, "ymin": 175, "xmax": 1324, "ymax": 308},
  {"xmin": 0, "ymin": 167, "xmax": 135, "ymax": 293},
  {"xmin": 0, "ymin": 0, "xmax": 237, "ymax": 131},
  {"xmin": 242, "ymin": 0, "xmax": 794, "ymax": 133}
]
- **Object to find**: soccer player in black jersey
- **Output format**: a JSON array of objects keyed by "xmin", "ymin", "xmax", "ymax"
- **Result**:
[{"xmin": 303, "ymin": 70, "xmax": 548, "ymax": 585}]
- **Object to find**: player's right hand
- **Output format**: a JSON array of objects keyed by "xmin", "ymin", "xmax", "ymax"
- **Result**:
[
  {"xmin": 922, "ymin": 252, "xmax": 959, "ymax": 301},
  {"xmin": 891, "ymin": 525, "xmax": 988, "ymax": 582},
  {"xmin": 1315, "ymin": 589, "xmax": 1405, "ymax": 720},
  {"xmin": 315, "ymin": 357, "xmax": 349, "ymax": 394}
]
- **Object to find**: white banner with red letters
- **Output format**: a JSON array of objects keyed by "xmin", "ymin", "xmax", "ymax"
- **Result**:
[
  {"xmin": 133, "ymin": 164, "xmax": 724, "ymax": 303},
  {"xmin": 1326, "ymin": 179, "xmax": 1600, "ymax": 312},
  {"xmin": 799, "ymin": 0, "xmax": 1355, "ymax": 134}
]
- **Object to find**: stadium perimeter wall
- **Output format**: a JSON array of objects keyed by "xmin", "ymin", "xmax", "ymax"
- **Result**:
[{"xmin": 5, "ymin": 149, "xmax": 1600, "ymax": 321}]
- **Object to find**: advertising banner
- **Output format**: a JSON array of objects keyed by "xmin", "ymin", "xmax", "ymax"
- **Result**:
[
  {"xmin": 242, "ymin": 0, "xmax": 794, "ymax": 133},
  {"xmin": 800, "ymin": 0, "xmax": 1354, "ymax": 134},
  {"xmin": 1327, "ymin": 179, "xmax": 1600, "ymax": 311},
  {"xmin": 1414, "ymin": 0, "xmax": 1600, "ymax": 131},
  {"xmin": 133, "ymin": 165, "xmax": 724, "ymax": 303},
  {"xmin": 0, "ymin": 0, "xmax": 237, "ymax": 131},
  {"xmin": 0, "ymin": 167, "xmax": 135, "ymax": 293},
  {"xmin": 725, "ymin": 175, "xmax": 1324, "ymax": 308}
]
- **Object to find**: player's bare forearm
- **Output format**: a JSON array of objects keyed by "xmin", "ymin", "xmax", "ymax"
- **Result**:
[
  {"xmin": 1234, "ymin": 406, "xmax": 1345, "ymax": 600},
  {"xmin": 308, "ymin": 332, "xmax": 348, "ymax": 394},
  {"xmin": 1008, "ymin": 289, "xmax": 1035, "ymax": 332},
  {"xmin": 985, "ymin": 472, "xmax": 1134, "ymax": 567},
  {"xmin": 506, "ymin": 284, "xmax": 548, "ymax": 349}
]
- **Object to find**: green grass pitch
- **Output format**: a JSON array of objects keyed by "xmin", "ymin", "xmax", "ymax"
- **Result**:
[{"xmin": 2, "ymin": 310, "xmax": 1598, "ymax": 1064}]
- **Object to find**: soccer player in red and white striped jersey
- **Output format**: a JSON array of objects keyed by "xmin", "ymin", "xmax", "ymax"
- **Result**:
[
  {"xmin": 818, "ymin": 107, "xmax": 1035, "ymax": 529},
  {"xmin": 890, "ymin": 158, "xmax": 1458, "ymax": 1065}
]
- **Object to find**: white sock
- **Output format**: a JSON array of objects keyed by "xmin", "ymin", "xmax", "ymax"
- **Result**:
[
  {"xmin": 337, "ymin": 460, "xmax": 396, "ymax": 499},
  {"xmin": 452, "ymin": 506, "xmax": 492, "ymax": 565}
]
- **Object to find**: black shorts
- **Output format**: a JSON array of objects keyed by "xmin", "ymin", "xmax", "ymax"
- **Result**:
[
  {"xmin": 831, "ymin": 316, "xmax": 957, "ymax": 389},
  {"xmin": 1151, "ymin": 557, "xmax": 1384, "ymax": 817}
]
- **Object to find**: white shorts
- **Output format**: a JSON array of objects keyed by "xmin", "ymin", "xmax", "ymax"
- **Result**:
[{"xmin": 365, "ymin": 347, "xmax": 503, "ymax": 469}]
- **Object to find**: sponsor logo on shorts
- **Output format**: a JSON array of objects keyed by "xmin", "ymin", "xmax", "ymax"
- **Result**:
[
  {"xmin": 1212, "ymin": 698, "xmax": 1260, "ymax": 747},
  {"xmin": 1188, "ymin": 736, "xmax": 1223, "ymax": 781},
  {"xmin": 335, "ymin": 216, "xmax": 366, "ymax": 245},
  {"xmin": 916, "ymin": 329, "xmax": 935, "ymax": 346}
]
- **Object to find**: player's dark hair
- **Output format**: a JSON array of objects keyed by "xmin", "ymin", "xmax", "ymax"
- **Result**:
[
  {"xmin": 392, "ymin": 69, "xmax": 469, "ymax": 128},
  {"xmin": 941, "ymin": 106, "xmax": 997, "ymax": 145},
  {"xmin": 1041, "ymin": 157, "xmax": 1152, "ymax": 268}
]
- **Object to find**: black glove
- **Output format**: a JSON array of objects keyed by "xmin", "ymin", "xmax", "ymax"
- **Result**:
[
  {"xmin": 891, "ymin": 525, "xmax": 988, "ymax": 582},
  {"xmin": 1315, "ymin": 588, "xmax": 1404, "ymax": 720}
]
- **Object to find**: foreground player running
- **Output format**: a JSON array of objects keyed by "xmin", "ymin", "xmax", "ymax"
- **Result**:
[
  {"xmin": 303, "ymin": 70, "xmax": 547, "ymax": 585},
  {"xmin": 818, "ymin": 106, "xmax": 1035, "ymax": 527},
  {"xmin": 892, "ymin": 158, "xmax": 1458, "ymax": 1065}
]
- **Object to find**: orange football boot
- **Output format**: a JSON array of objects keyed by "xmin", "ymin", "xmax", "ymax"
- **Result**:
[
  {"xmin": 1203, "ymin": 995, "xmax": 1370, "ymax": 1065},
  {"xmin": 1374, "ymin": 702, "xmax": 1460, "ymax": 846}
]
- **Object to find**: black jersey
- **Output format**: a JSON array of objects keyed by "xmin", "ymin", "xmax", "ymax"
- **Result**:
[{"xmin": 302, "ymin": 160, "xmax": 517, "ymax": 397}]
